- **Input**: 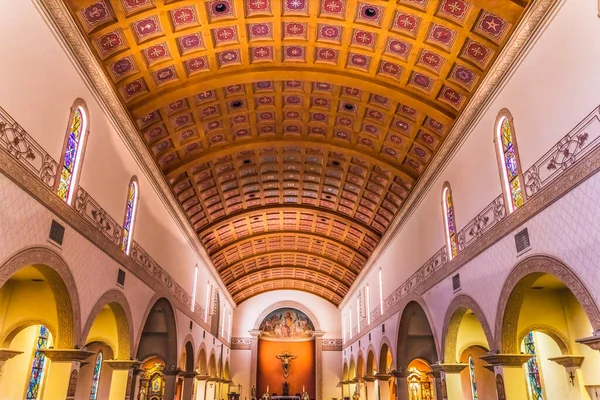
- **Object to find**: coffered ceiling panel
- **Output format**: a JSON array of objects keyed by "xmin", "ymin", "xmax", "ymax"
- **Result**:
[{"xmin": 63, "ymin": 0, "xmax": 530, "ymax": 305}]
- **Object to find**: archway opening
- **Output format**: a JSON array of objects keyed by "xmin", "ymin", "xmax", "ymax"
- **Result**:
[
  {"xmin": 500, "ymin": 271, "xmax": 600, "ymax": 399},
  {"xmin": 138, "ymin": 356, "xmax": 166, "ymax": 400},
  {"xmin": 397, "ymin": 302, "xmax": 437, "ymax": 370},
  {"xmin": 0, "ymin": 263, "xmax": 74, "ymax": 399},
  {"xmin": 378, "ymin": 344, "xmax": 394, "ymax": 400},
  {"xmin": 406, "ymin": 359, "xmax": 434, "ymax": 400}
]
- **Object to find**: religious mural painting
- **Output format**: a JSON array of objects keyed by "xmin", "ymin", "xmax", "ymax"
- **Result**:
[{"xmin": 259, "ymin": 308, "xmax": 315, "ymax": 339}]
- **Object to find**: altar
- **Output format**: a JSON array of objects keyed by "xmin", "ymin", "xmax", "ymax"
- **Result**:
[{"xmin": 271, "ymin": 396, "xmax": 301, "ymax": 400}]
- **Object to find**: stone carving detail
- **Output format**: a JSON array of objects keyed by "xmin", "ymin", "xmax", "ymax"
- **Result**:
[
  {"xmin": 322, "ymin": 339, "xmax": 343, "ymax": 351},
  {"xmin": 457, "ymin": 195, "xmax": 506, "ymax": 251},
  {"xmin": 523, "ymin": 106, "xmax": 600, "ymax": 197},
  {"xmin": 0, "ymin": 107, "xmax": 57, "ymax": 188},
  {"xmin": 496, "ymin": 255, "xmax": 600, "ymax": 353},
  {"xmin": 231, "ymin": 337, "xmax": 252, "ymax": 350},
  {"xmin": 75, "ymin": 186, "xmax": 123, "ymax": 246}
]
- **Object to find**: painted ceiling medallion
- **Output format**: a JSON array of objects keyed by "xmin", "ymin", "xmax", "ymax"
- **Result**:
[{"xmin": 62, "ymin": 0, "xmax": 531, "ymax": 305}]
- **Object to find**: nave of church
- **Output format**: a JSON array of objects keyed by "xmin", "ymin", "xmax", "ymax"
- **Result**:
[{"xmin": 1, "ymin": 0, "xmax": 600, "ymax": 399}]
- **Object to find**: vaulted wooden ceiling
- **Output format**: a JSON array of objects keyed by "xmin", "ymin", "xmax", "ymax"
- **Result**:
[{"xmin": 63, "ymin": 0, "xmax": 529, "ymax": 305}]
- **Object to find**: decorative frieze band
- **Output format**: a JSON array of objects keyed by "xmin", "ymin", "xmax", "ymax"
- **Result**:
[
  {"xmin": 231, "ymin": 337, "xmax": 342, "ymax": 351},
  {"xmin": 0, "ymin": 105, "xmax": 209, "ymax": 333},
  {"xmin": 346, "ymin": 104, "xmax": 600, "ymax": 348}
]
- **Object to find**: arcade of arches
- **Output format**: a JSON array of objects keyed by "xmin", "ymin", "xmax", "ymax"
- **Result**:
[{"xmin": 1, "ymin": 0, "xmax": 600, "ymax": 400}]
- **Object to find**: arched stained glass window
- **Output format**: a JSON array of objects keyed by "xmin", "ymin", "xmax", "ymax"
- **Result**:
[
  {"xmin": 468, "ymin": 356, "xmax": 478, "ymax": 400},
  {"xmin": 121, "ymin": 178, "xmax": 139, "ymax": 255},
  {"xmin": 26, "ymin": 325, "xmax": 51, "ymax": 400},
  {"xmin": 524, "ymin": 332, "xmax": 544, "ymax": 400},
  {"xmin": 495, "ymin": 112, "xmax": 524, "ymax": 213},
  {"xmin": 90, "ymin": 351, "xmax": 103, "ymax": 400},
  {"xmin": 57, "ymin": 102, "xmax": 88, "ymax": 205},
  {"xmin": 442, "ymin": 184, "xmax": 458, "ymax": 259}
]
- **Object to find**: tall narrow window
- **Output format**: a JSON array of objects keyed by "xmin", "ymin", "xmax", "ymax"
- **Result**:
[
  {"xmin": 90, "ymin": 351, "xmax": 103, "ymax": 400},
  {"xmin": 378, "ymin": 268, "xmax": 384, "ymax": 315},
  {"xmin": 228, "ymin": 311, "xmax": 232, "ymax": 342},
  {"xmin": 205, "ymin": 282, "xmax": 210, "ymax": 322},
  {"xmin": 26, "ymin": 325, "xmax": 51, "ymax": 400},
  {"xmin": 366, "ymin": 284, "xmax": 371, "ymax": 325},
  {"xmin": 349, "ymin": 306, "xmax": 353, "ymax": 338},
  {"xmin": 468, "ymin": 356, "xmax": 478, "ymax": 400},
  {"xmin": 342, "ymin": 313, "xmax": 346, "ymax": 343},
  {"xmin": 57, "ymin": 101, "xmax": 89, "ymax": 205},
  {"xmin": 524, "ymin": 332, "xmax": 544, "ymax": 400},
  {"xmin": 191, "ymin": 265, "xmax": 198, "ymax": 312},
  {"xmin": 121, "ymin": 178, "xmax": 139, "ymax": 255},
  {"xmin": 495, "ymin": 111, "xmax": 524, "ymax": 213},
  {"xmin": 356, "ymin": 298, "xmax": 361, "ymax": 333},
  {"xmin": 442, "ymin": 184, "xmax": 458, "ymax": 259}
]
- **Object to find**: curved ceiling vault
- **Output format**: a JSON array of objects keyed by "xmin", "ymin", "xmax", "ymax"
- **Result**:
[{"xmin": 64, "ymin": 0, "xmax": 530, "ymax": 305}]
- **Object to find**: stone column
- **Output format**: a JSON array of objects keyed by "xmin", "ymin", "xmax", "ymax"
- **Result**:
[
  {"xmin": 391, "ymin": 371, "xmax": 408, "ymax": 400},
  {"xmin": 0, "ymin": 349, "xmax": 23, "ymax": 379},
  {"xmin": 375, "ymin": 374, "xmax": 391, "ymax": 400},
  {"xmin": 363, "ymin": 376, "xmax": 375, "ymax": 400},
  {"xmin": 427, "ymin": 369, "xmax": 443, "ymax": 400},
  {"xmin": 431, "ymin": 363, "xmax": 467, "ymax": 400},
  {"xmin": 104, "ymin": 360, "xmax": 141, "ymax": 400},
  {"xmin": 129, "ymin": 367, "xmax": 143, "ymax": 400},
  {"xmin": 41, "ymin": 349, "xmax": 95, "ymax": 399},
  {"xmin": 249, "ymin": 329, "xmax": 261, "ymax": 393},
  {"xmin": 181, "ymin": 372, "xmax": 199, "ymax": 400},
  {"xmin": 164, "ymin": 368, "xmax": 182, "ymax": 400},
  {"xmin": 195, "ymin": 375, "xmax": 209, "ymax": 400},
  {"xmin": 314, "ymin": 331, "xmax": 325, "ymax": 400},
  {"xmin": 354, "ymin": 378, "xmax": 366, "ymax": 400},
  {"xmin": 480, "ymin": 354, "xmax": 532, "ymax": 400},
  {"xmin": 205, "ymin": 377, "xmax": 219, "ymax": 400},
  {"xmin": 549, "ymin": 355, "xmax": 585, "ymax": 400}
]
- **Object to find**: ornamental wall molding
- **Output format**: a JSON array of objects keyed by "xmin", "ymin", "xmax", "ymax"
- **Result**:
[
  {"xmin": 344, "ymin": 104, "xmax": 600, "ymax": 349},
  {"xmin": 341, "ymin": 0, "xmax": 565, "ymax": 306},
  {"xmin": 34, "ymin": 0, "xmax": 235, "ymax": 308},
  {"xmin": 0, "ymin": 108, "xmax": 228, "ymax": 348}
]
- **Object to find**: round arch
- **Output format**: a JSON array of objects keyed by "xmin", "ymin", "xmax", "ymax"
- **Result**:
[
  {"xmin": 395, "ymin": 294, "xmax": 440, "ymax": 371},
  {"xmin": 208, "ymin": 351, "xmax": 217, "ymax": 377},
  {"xmin": 517, "ymin": 324, "xmax": 571, "ymax": 355},
  {"xmin": 252, "ymin": 300, "xmax": 322, "ymax": 331},
  {"xmin": 81, "ymin": 289, "xmax": 134, "ymax": 359},
  {"xmin": 356, "ymin": 352, "xmax": 365, "ymax": 378},
  {"xmin": 135, "ymin": 294, "xmax": 178, "ymax": 368},
  {"xmin": 181, "ymin": 334, "xmax": 196, "ymax": 373},
  {"xmin": 349, "ymin": 356, "xmax": 356, "ymax": 379},
  {"xmin": 378, "ymin": 339, "xmax": 394, "ymax": 374},
  {"xmin": 495, "ymin": 254, "xmax": 600, "ymax": 353},
  {"xmin": 197, "ymin": 343, "xmax": 208, "ymax": 375},
  {"xmin": 0, "ymin": 246, "xmax": 81, "ymax": 348},
  {"xmin": 441, "ymin": 295, "xmax": 494, "ymax": 363},
  {"xmin": 342, "ymin": 362, "xmax": 349, "ymax": 381},
  {"xmin": 366, "ymin": 347, "xmax": 377, "ymax": 376}
]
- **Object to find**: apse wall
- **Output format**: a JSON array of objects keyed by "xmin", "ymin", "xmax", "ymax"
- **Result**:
[
  {"xmin": 341, "ymin": 0, "xmax": 600, "ymax": 337},
  {"xmin": 0, "ymin": 1, "xmax": 234, "ymax": 312}
]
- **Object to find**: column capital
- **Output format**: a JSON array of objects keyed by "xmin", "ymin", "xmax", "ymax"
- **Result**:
[
  {"xmin": 479, "ymin": 354, "xmax": 532, "ymax": 366},
  {"xmin": 576, "ymin": 332, "xmax": 600, "ymax": 351},
  {"xmin": 389, "ymin": 370, "xmax": 407, "ymax": 379},
  {"xmin": 430, "ymin": 363, "xmax": 468, "ymax": 374},
  {"xmin": 0, "ymin": 349, "xmax": 23, "ymax": 362},
  {"xmin": 196, "ymin": 374, "xmax": 211, "ymax": 381},
  {"xmin": 362, "ymin": 376, "xmax": 376, "ymax": 382},
  {"xmin": 164, "ymin": 368, "xmax": 182, "ymax": 376},
  {"xmin": 181, "ymin": 372, "xmax": 198, "ymax": 379},
  {"xmin": 374, "ymin": 374, "xmax": 392, "ymax": 381},
  {"xmin": 40, "ymin": 348, "xmax": 95, "ymax": 362},
  {"xmin": 313, "ymin": 331, "xmax": 326, "ymax": 338},
  {"xmin": 104, "ymin": 360, "xmax": 142, "ymax": 370},
  {"xmin": 353, "ymin": 377, "xmax": 364, "ymax": 383},
  {"xmin": 548, "ymin": 355, "xmax": 585, "ymax": 369},
  {"xmin": 249, "ymin": 329, "xmax": 261, "ymax": 337}
]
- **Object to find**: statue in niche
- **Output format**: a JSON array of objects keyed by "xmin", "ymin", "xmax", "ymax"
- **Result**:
[{"xmin": 276, "ymin": 351, "xmax": 297, "ymax": 379}]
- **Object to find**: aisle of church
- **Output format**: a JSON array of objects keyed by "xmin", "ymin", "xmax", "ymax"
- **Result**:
[{"xmin": 1, "ymin": 0, "xmax": 600, "ymax": 399}]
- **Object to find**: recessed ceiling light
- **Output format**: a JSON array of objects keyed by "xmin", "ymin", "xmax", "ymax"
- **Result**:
[
  {"xmin": 332, "ymin": 160, "xmax": 341, "ymax": 166},
  {"xmin": 364, "ymin": 8, "xmax": 377, "ymax": 18},
  {"xmin": 344, "ymin": 103, "xmax": 355, "ymax": 111},
  {"xmin": 215, "ymin": 3, "xmax": 227, "ymax": 13},
  {"xmin": 231, "ymin": 100, "xmax": 243, "ymax": 108},
  {"xmin": 243, "ymin": 159, "xmax": 251, "ymax": 164}
]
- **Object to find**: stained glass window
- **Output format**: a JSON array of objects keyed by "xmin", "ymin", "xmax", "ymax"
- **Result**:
[
  {"xmin": 121, "ymin": 179, "xmax": 139, "ymax": 255},
  {"xmin": 468, "ymin": 356, "xmax": 478, "ymax": 400},
  {"xmin": 90, "ymin": 351, "xmax": 103, "ymax": 400},
  {"xmin": 57, "ymin": 106, "xmax": 87, "ymax": 204},
  {"xmin": 524, "ymin": 332, "xmax": 544, "ymax": 400},
  {"xmin": 26, "ymin": 325, "xmax": 50, "ymax": 400},
  {"xmin": 497, "ymin": 117, "xmax": 524, "ymax": 212},
  {"xmin": 443, "ymin": 186, "xmax": 458, "ymax": 259}
]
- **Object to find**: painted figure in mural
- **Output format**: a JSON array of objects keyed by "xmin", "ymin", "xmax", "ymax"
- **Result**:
[{"xmin": 259, "ymin": 308, "xmax": 315, "ymax": 339}]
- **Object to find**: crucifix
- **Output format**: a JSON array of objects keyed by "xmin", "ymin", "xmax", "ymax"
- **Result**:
[{"xmin": 276, "ymin": 351, "xmax": 297, "ymax": 379}]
